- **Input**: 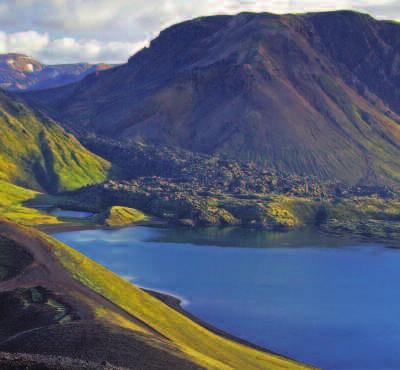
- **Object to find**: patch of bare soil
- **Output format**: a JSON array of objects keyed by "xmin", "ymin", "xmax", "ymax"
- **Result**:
[{"xmin": 0, "ymin": 322, "xmax": 200, "ymax": 370}]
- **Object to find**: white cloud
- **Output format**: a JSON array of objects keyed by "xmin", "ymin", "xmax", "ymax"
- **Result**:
[
  {"xmin": 0, "ymin": 30, "xmax": 147, "ymax": 64},
  {"xmin": 43, "ymin": 37, "xmax": 147, "ymax": 64},
  {"xmin": 0, "ymin": 0, "xmax": 399, "ymax": 63},
  {"xmin": 0, "ymin": 30, "xmax": 50, "ymax": 57},
  {"xmin": 7, "ymin": 31, "xmax": 49, "ymax": 54},
  {"xmin": 0, "ymin": 32, "xmax": 7, "ymax": 54}
]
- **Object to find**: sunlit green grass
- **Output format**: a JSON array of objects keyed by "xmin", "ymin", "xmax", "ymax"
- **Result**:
[
  {"xmin": 0, "ymin": 180, "xmax": 60, "ymax": 225},
  {"xmin": 99, "ymin": 206, "xmax": 147, "ymax": 227},
  {"xmin": 265, "ymin": 195, "xmax": 320, "ymax": 228},
  {"xmin": 0, "ymin": 90, "xmax": 111, "ymax": 192}
]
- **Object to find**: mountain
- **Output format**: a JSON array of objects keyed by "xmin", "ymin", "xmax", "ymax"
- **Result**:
[
  {"xmin": 0, "ymin": 53, "xmax": 113, "ymax": 91},
  {"xmin": 0, "ymin": 89, "xmax": 110, "ymax": 192},
  {"xmin": 25, "ymin": 11, "xmax": 400, "ymax": 186}
]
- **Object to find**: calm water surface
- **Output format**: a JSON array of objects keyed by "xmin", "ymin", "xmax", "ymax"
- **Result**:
[
  {"xmin": 53, "ymin": 226, "xmax": 400, "ymax": 370},
  {"xmin": 49, "ymin": 209, "xmax": 94, "ymax": 219}
]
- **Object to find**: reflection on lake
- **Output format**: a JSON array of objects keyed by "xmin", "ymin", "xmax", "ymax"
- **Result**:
[
  {"xmin": 149, "ymin": 226, "xmax": 356, "ymax": 248},
  {"xmin": 53, "ymin": 226, "xmax": 400, "ymax": 370}
]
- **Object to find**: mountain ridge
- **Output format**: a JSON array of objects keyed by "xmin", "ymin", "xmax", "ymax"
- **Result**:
[{"xmin": 0, "ymin": 53, "xmax": 113, "ymax": 91}]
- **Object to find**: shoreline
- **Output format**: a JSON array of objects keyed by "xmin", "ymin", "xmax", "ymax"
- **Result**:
[
  {"xmin": 37, "ymin": 215, "xmax": 396, "ymax": 369},
  {"xmin": 144, "ymin": 288, "xmax": 304, "ymax": 363},
  {"xmin": 40, "ymin": 219, "xmax": 310, "ymax": 366},
  {"xmin": 37, "ymin": 217, "xmax": 169, "ymax": 234},
  {"xmin": 34, "ymin": 206, "xmax": 400, "ymax": 248}
]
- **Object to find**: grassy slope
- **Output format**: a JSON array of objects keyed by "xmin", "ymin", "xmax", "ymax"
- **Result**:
[
  {"xmin": 99, "ymin": 206, "xmax": 147, "ymax": 227},
  {"xmin": 0, "ymin": 90, "xmax": 110, "ymax": 192},
  {"xmin": 32, "ymin": 230, "xmax": 311, "ymax": 370},
  {"xmin": 0, "ymin": 180, "xmax": 59, "ymax": 225}
]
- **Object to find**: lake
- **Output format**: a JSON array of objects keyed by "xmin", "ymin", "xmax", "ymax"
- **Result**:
[
  {"xmin": 49, "ymin": 209, "xmax": 94, "ymax": 219},
  {"xmin": 52, "ymin": 226, "xmax": 400, "ymax": 370}
]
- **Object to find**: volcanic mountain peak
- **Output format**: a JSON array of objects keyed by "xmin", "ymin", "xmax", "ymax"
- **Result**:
[{"xmin": 24, "ymin": 11, "xmax": 400, "ymax": 187}]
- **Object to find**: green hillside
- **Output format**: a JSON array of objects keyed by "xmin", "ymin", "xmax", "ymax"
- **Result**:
[
  {"xmin": 98, "ymin": 206, "xmax": 147, "ymax": 227},
  {"xmin": 0, "ymin": 89, "xmax": 110, "ymax": 192},
  {"xmin": 0, "ymin": 180, "xmax": 59, "ymax": 225}
]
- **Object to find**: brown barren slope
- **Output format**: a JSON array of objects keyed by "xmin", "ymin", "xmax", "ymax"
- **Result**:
[{"xmin": 25, "ymin": 11, "xmax": 400, "ymax": 186}]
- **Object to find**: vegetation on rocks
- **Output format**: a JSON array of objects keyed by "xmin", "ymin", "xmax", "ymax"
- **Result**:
[
  {"xmin": 47, "ymin": 139, "xmax": 399, "ymax": 242},
  {"xmin": 97, "ymin": 206, "xmax": 147, "ymax": 227},
  {"xmin": 322, "ymin": 197, "xmax": 400, "ymax": 244},
  {"xmin": 2, "ymin": 132, "xmax": 397, "ymax": 244},
  {"xmin": 83, "ymin": 137, "xmax": 329, "ymax": 197}
]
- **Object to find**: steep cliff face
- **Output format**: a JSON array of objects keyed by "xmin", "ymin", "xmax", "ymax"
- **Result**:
[{"xmin": 25, "ymin": 11, "xmax": 400, "ymax": 186}]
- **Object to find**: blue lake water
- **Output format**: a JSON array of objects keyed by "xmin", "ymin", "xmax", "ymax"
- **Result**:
[
  {"xmin": 49, "ymin": 209, "xmax": 94, "ymax": 219},
  {"xmin": 52, "ymin": 226, "xmax": 400, "ymax": 370}
]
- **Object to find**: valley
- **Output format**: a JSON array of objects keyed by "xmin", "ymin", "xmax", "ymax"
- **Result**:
[
  {"xmin": 0, "ymin": 8, "xmax": 399, "ymax": 370},
  {"xmin": 28, "ymin": 137, "xmax": 400, "ymax": 245}
]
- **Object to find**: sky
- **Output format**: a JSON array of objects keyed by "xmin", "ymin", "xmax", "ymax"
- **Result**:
[{"xmin": 0, "ymin": 0, "xmax": 399, "ymax": 64}]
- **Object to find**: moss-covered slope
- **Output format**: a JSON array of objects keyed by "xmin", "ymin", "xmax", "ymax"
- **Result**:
[
  {"xmin": 0, "ymin": 180, "xmax": 59, "ymax": 225},
  {"xmin": 98, "ymin": 206, "xmax": 147, "ymax": 227},
  {"xmin": 0, "ymin": 89, "xmax": 110, "ymax": 192}
]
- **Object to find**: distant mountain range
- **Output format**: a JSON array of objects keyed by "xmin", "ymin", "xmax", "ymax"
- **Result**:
[
  {"xmin": 21, "ymin": 11, "xmax": 400, "ymax": 186},
  {"xmin": 0, "ymin": 53, "xmax": 114, "ymax": 91}
]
